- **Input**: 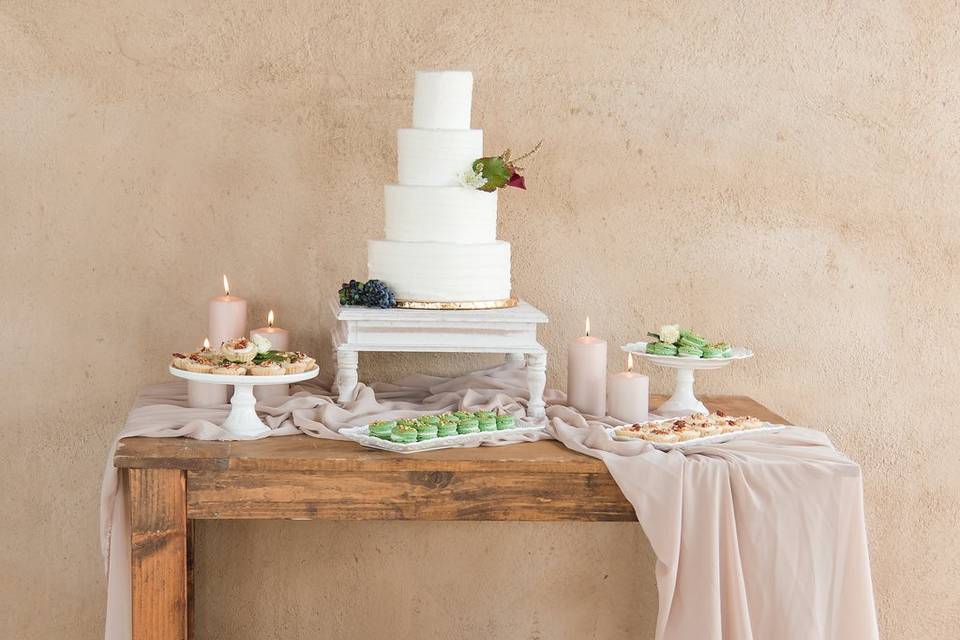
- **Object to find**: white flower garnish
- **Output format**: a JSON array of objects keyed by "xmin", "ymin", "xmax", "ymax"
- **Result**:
[
  {"xmin": 659, "ymin": 324, "xmax": 680, "ymax": 344},
  {"xmin": 251, "ymin": 333, "xmax": 272, "ymax": 353},
  {"xmin": 458, "ymin": 163, "xmax": 488, "ymax": 190}
]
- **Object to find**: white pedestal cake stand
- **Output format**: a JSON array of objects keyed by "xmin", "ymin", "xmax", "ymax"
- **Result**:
[
  {"xmin": 622, "ymin": 342, "xmax": 753, "ymax": 418},
  {"xmin": 169, "ymin": 366, "xmax": 319, "ymax": 438},
  {"xmin": 331, "ymin": 298, "xmax": 549, "ymax": 417}
]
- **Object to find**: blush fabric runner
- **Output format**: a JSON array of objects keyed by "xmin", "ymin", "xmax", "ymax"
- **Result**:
[{"xmin": 100, "ymin": 365, "xmax": 878, "ymax": 640}]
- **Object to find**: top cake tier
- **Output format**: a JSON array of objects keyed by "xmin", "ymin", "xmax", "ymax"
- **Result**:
[{"xmin": 413, "ymin": 70, "xmax": 473, "ymax": 130}]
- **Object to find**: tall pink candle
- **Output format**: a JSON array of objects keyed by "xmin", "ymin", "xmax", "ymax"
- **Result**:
[
  {"xmin": 250, "ymin": 310, "xmax": 289, "ymax": 351},
  {"xmin": 567, "ymin": 317, "xmax": 607, "ymax": 416},
  {"xmin": 607, "ymin": 353, "xmax": 649, "ymax": 423},
  {"xmin": 208, "ymin": 274, "xmax": 247, "ymax": 349}
]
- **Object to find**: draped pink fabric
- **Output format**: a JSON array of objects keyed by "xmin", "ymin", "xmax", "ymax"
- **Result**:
[{"xmin": 101, "ymin": 366, "xmax": 877, "ymax": 640}]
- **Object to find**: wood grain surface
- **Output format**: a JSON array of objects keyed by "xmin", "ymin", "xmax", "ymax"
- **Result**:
[{"xmin": 127, "ymin": 468, "xmax": 188, "ymax": 640}]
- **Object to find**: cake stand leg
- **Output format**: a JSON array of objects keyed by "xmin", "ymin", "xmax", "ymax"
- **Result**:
[
  {"xmin": 336, "ymin": 349, "xmax": 359, "ymax": 404},
  {"xmin": 221, "ymin": 382, "xmax": 271, "ymax": 438},
  {"xmin": 504, "ymin": 352, "xmax": 525, "ymax": 368},
  {"xmin": 526, "ymin": 351, "xmax": 547, "ymax": 418},
  {"xmin": 656, "ymin": 367, "xmax": 708, "ymax": 417}
]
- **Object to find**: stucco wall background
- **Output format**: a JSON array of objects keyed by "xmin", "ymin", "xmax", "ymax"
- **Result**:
[{"xmin": 2, "ymin": 1, "xmax": 958, "ymax": 638}]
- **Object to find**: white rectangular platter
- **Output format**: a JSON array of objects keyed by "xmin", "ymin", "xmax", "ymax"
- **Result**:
[
  {"xmin": 340, "ymin": 421, "xmax": 545, "ymax": 454},
  {"xmin": 609, "ymin": 421, "xmax": 787, "ymax": 451}
]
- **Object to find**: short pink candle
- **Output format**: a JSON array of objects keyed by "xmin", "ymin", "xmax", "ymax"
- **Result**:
[
  {"xmin": 567, "ymin": 317, "xmax": 607, "ymax": 416},
  {"xmin": 187, "ymin": 338, "xmax": 228, "ymax": 408},
  {"xmin": 208, "ymin": 274, "xmax": 247, "ymax": 349},
  {"xmin": 251, "ymin": 310, "xmax": 291, "ymax": 403},
  {"xmin": 607, "ymin": 353, "xmax": 649, "ymax": 423},
  {"xmin": 250, "ymin": 310, "xmax": 289, "ymax": 351}
]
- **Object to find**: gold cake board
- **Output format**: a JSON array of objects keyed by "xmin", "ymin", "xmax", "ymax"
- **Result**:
[{"xmin": 395, "ymin": 297, "xmax": 518, "ymax": 310}]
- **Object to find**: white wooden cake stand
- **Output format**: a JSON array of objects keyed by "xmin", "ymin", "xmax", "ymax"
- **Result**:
[
  {"xmin": 169, "ymin": 366, "xmax": 319, "ymax": 438},
  {"xmin": 622, "ymin": 342, "xmax": 753, "ymax": 417},
  {"xmin": 331, "ymin": 298, "xmax": 549, "ymax": 417}
]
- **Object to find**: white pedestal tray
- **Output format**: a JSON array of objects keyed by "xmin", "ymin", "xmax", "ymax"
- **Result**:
[
  {"xmin": 331, "ymin": 298, "xmax": 549, "ymax": 417},
  {"xmin": 622, "ymin": 342, "xmax": 753, "ymax": 417},
  {"xmin": 169, "ymin": 366, "xmax": 319, "ymax": 438}
]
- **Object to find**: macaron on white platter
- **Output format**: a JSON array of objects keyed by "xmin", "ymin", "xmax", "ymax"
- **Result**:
[
  {"xmin": 340, "ymin": 420, "xmax": 544, "ymax": 454},
  {"xmin": 622, "ymin": 341, "xmax": 753, "ymax": 417},
  {"xmin": 169, "ymin": 365, "xmax": 319, "ymax": 438}
]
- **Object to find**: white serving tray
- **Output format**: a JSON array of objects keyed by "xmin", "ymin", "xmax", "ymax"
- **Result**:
[
  {"xmin": 340, "ymin": 420, "xmax": 544, "ymax": 454},
  {"xmin": 609, "ymin": 419, "xmax": 787, "ymax": 451}
]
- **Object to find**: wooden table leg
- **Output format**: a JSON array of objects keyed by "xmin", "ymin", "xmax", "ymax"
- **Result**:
[
  {"xmin": 186, "ymin": 520, "xmax": 195, "ymax": 640},
  {"xmin": 128, "ymin": 468, "xmax": 188, "ymax": 640},
  {"xmin": 336, "ymin": 348, "xmax": 359, "ymax": 403},
  {"xmin": 526, "ymin": 351, "xmax": 547, "ymax": 417}
]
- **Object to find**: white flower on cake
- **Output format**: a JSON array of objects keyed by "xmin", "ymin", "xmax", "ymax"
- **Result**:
[
  {"xmin": 659, "ymin": 324, "xmax": 681, "ymax": 344},
  {"xmin": 457, "ymin": 164, "xmax": 488, "ymax": 190},
  {"xmin": 250, "ymin": 333, "xmax": 272, "ymax": 354}
]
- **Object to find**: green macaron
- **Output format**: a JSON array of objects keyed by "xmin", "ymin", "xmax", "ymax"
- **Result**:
[
  {"xmin": 415, "ymin": 423, "xmax": 438, "ymax": 441},
  {"xmin": 678, "ymin": 329, "xmax": 707, "ymax": 348},
  {"xmin": 646, "ymin": 341, "xmax": 679, "ymax": 356},
  {"xmin": 390, "ymin": 424, "xmax": 418, "ymax": 444},
  {"xmin": 700, "ymin": 345, "xmax": 724, "ymax": 358},
  {"xmin": 677, "ymin": 344, "xmax": 704, "ymax": 358},
  {"xmin": 495, "ymin": 414, "xmax": 517, "ymax": 430},
  {"xmin": 437, "ymin": 421, "xmax": 459, "ymax": 437},
  {"xmin": 702, "ymin": 342, "xmax": 732, "ymax": 358},
  {"xmin": 457, "ymin": 417, "xmax": 480, "ymax": 435},
  {"xmin": 477, "ymin": 415, "xmax": 497, "ymax": 432},
  {"xmin": 368, "ymin": 420, "xmax": 396, "ymax": 439}
]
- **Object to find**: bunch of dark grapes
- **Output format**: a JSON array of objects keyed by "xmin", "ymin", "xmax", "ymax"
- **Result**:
[
  {"xmin": 339, "ymin": 279, "xmax": 396, "ymax": 308},
  {"xmin": 338, "ymin": 280, "xmax": 365, "ymax": 306},
  {"xmin": 360, "ymin": 279, "xmax": 396, "ymax": 308}
]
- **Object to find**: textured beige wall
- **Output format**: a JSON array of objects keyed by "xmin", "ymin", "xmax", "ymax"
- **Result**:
[{"xmin": 2, "ymin": 1, "xmax": 958, "ymax": 638}]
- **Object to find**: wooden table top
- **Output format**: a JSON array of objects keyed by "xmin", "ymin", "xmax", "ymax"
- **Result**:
[{"xmin": 115, "ymin": 395, "xmax": 788, "ymax": 473}]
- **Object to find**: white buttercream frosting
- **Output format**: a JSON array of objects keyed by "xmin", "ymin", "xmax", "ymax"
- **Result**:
[
  {"xmin": 413, "ymin": 71, "xmax": 474, "ymax": 130},
  {"xmin": 384, "ymin": 185, "xmax": 497, "ymax": 243},
  {"xmin": 397, "ymin": 129, "xmax": 482, "ymax": 186},
  {"xmin": 368, "ymin": 240, "xmax": 511, "ymax": 301}
]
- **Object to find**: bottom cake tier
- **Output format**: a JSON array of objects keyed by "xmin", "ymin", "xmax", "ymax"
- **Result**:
[{"xmin": 367, "ymin": 239, "xmax": 511, "ymax": 302}]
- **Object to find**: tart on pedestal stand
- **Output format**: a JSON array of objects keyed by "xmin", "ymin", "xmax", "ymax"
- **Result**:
[
  {"xmin": 621, "ymin": 342, "xmax": 753, "ymax": 417},
  {"xmin": 169, "ymin": 366, "xmax": 319, "ymax": 438}
]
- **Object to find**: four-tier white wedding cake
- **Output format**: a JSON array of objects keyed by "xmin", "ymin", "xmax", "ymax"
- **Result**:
[{"xmin": 367, "ymin": 71, "xmax": 513, "ymax": 305}]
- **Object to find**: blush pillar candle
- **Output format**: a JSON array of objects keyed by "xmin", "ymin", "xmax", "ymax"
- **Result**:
[
  {"xmin": 567, "ymin": 317, "xmax": 607, "ymax": 416},
  {"xmin": 250, "ymin": 310, "xmax": 289, "ymax": 351},
  {"xmin": 208, "ymin": 274, "xmax": 247, "ymax": 349},
  {"xmin": 251, "ymin": 310, "xmax": 291, "ymax": 402},
  {"xmin": 607, "ymin": 353, "xmax": 649, "ymax": 423},
  {"xmin": 187, "ymin": 338, "xmax": 228, "ymax": 408}
]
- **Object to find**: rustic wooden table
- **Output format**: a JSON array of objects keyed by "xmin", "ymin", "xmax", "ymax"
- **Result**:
[{"xmin": 115, "ymin": 395, "xmax": 787, "ymax": 640}]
